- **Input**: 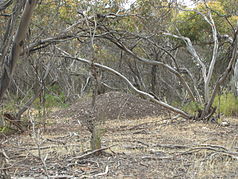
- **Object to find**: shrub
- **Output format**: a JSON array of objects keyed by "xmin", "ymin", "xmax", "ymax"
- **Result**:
[
  {"xmin": 213, "ymin": 92, "xmax": 238, "ymax": 116},
  {"xmin": 182, "ymin": 101, "xmax": 203, "ymax": 115},
  {"xmin": 33, "ymin": 85, "xmax": 68, "ymax": 109}
]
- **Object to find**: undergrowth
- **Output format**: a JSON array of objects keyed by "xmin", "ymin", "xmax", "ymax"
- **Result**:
[
  {"xmin": 213, "ymin": 92, "xmax": 238, "ymax": 116},
  {"xmin": 1, "ymin": 85, "xmax": 69, "ymax": 123},
  {"xmin": 182, "ymin": 101, "xmax": 203, "ymax": 115},
  {"xmin": 180, "ymin": 92, "xmax": 238, "ymax": 117}
]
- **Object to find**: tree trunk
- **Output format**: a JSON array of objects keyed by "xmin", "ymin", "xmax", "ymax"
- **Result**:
[
  {"xmin": 234, "ymin": 59, "xmax": 238, "ymax": 96},
  {"xmin": 201, "ymin": 32, "xmax": 238, "ymax": 119},
  {"xmin": 0, "ymin": 0, "xmax": 37, "ymax": 100},
  {"xmin": 151, "ymin": 65, "xmax": 157, "ymax": 94}
]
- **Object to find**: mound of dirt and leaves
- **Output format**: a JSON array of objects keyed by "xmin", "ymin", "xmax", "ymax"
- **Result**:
[{"xmin": 51, "ymin": 91, "xmax": 166, "ymax": 122}]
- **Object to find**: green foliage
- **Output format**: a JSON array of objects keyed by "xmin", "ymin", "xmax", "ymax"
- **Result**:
[
  {"xmin": 45, "ymin": 93, "xmax": 68, "ymax": 108},
  {"xmin": 35, "ymin": 0, "xmax": 78, "ymax": 24},
  {"xmin": 217, "ymin": 0, "xmax": 238, "ymax": 15},
  {"xmin": 1, "ymin": 94, "xmax": 22, "ymax": 115},
  {"xmin": 182, "ymin": 92, "xmax": 238, "ymax": 116},
  {"xmin": 58, "ymin": 0, "xmax": 78, "ymax": 22},
  {"xmin": 34, "ymin": 85, "xmax": 68, "ymax": 109},
  {"xmin": 173, "ymin": 1, "xmax": 238, "ymax": 42},
  {"xmin": 0, "ymin": 126, "xmax": 15, "ymax": 135},
  {"xmin": 3, "ymin": 97, "xmax": 18, "ymax": 113},
  {"xmin": 183, "ymin": 101, "xmax": 203, "ymax": 115},
  {"xmin": 213, "ymin": 92, "xmax": 238, "ymax": 116},
  {"xmin": 136, "ymin": 0, "xmax": 170, "ymax": 16},
  {"xmin": 0, "ymin": 126, "xmax": 7, "ymax": 132}
]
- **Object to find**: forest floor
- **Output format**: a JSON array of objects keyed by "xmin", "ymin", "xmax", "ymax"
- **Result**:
[{"xmin": 1, "ymin": 92, "xmax": 238, "ymax": 179}]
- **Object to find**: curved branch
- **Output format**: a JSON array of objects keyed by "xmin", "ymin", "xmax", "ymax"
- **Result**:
[
  {"xmin": 204, "ymin": 31, "xmax": 238, "ymax": 116},
  {"xmin": 57, "ymin": 48, "xmax": 191, "ymax": 119},
  {"xmin": 106, "ymin": 38, "xmax": 197, "ymax": 102}
]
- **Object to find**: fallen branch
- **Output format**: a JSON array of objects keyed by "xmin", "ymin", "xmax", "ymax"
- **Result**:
[
  {"xmin": 175, "ymin": 146, "xmax": 238, "ymax": 160},
  {"xmin": 93, "ymin": 165, "xmax": 109, "ymax": 177},
  {"xmin": 57, "ymin": 47, "xmax": 191, "ymax": 119},
  {"xmin": 152, "ymin": 143, "xmax": 189, "ymax": 149},
  {"xmin": 142, "ymin": 144, "xmax": 238, "ymax": 161},
  {"xmin": 68, "ymin": 145, "xmax": 116, "ymax": 161}
]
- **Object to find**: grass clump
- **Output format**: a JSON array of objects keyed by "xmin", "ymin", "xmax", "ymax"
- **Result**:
[
  {"xmin": 213, "ymin": 92, "xmax": 238, "ymax": 116},
  {"xmin": 0, "ymin": 126, "xmax": 15, "ymax": 135}
]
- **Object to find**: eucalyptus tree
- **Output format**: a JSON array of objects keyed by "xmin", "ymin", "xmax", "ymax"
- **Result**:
[
  {"xmin": 0, "ymin": 0, "xmax": 37, "ymax": 177},
  {"xmin": 56, "ymin": 0, "xmax": 237, "ymax": 120},
  {"xmin": 0, "ymin": 0, "xmax": 37, "ymax": 100},
  {"xmin": 1, "ymin": 0, "xmax": 237, "ymax": 123},
  {"xmin": 26, "ymin": 0, "xmax": 236, "ymax": 120}
]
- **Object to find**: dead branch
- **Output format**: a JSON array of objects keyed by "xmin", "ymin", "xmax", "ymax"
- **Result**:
[
  {"xmin": 68, "ymin": 145, "xmax": 116, "ymax": 161},
  {"xmin": 3, "ymin": 113, "xmax": 23, "ymax": 132},
  {"xmin": 57, "ymin": 48, "xmax": 191, "ymax": 119},
  {"xmin": 93, "ymin": 165, "xmax": 109, "ymax": 177}
]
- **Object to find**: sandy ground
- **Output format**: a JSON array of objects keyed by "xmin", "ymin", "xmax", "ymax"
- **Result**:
[{"xmin": 1, "ymin": 115, "xmax": 238, "ymax": 178}]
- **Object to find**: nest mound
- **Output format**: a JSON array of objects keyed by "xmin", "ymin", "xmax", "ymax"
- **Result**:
[{"xmin": 51, "ymin": 91, "xmax": 166, "ymax": 121}]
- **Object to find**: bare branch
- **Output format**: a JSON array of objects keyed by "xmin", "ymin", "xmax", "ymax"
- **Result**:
[
  {"xmin": 57, "ymin": 47, "xmax": 191, "ymax": 119},
  {"xmin": 163, "ymin": 32, "xmax": 207, "ymax": 81},
  {"xmin": 107, "ymin": 38, "xmax": 197, "ymax": 102},
  {"xmin": 0, "ymin": 0, "xmax": 12, "ymax": 11}
]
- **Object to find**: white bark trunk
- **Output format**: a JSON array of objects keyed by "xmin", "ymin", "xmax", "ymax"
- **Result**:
[
  {"xmin": 234, "ymin": 59, "xmax": 238, "ymax": 95},
  {"xmin": 203, "ymin": 12, "xmax": 219, "ymax": 102},
  {"xmin": 165, "ymin": 9, "xmax": 220, "ymax": 104},
  {"xmin": 204, "ymin": 32, "xmax": 238, "ymax": 116}
]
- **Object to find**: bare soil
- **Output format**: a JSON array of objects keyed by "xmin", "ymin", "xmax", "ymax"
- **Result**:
[
  {"xmin": 50, "ymin": 91, "xmax": 166, "ymax": 121},
  {"xmin": 1, "ymin": 92, "xmax": 238, "ymax": 178}
]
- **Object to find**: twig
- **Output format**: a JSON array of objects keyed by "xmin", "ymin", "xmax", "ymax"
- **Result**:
[
  {"xmin": 142, "ymin": 155, "xmax": 173, "ymax": 160},
  {"xmin": 136, "ymin": 141, "xmax": 150, "ymax": 147},
  {"xmin": 68, "ymin": 145, "xmax": 116, "ymax": 161},
  {"xmin": 198, "ymin": 144, "xmax": 228, "ymax": 151},
  {"xmin": 31, "ymin": 119, "xmax": 50, "ymax": 179},
  {"xmin": 49, "ymin": 175, "xmax": 74, "ymax": 179},
  {"xmin": 93, "ymin": 165, "xmax": 109, "ymax": 177},
  {"xmin": 11, "ymin": 143, "xmax": 84, "ymax": 152},
  {"xmin": 0, "ymin": 153, "xmax": 29, "ymax": 170},
  {"xmin": 152, "ymin": 143, "xmax": 189, "ymax": 149},
  {"xmin": 175, "ymin": 146, "xmax": 238, "ymax": 160}
]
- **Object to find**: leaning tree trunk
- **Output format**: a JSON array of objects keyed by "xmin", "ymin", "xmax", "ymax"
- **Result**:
[
  {"xmin": 0, "ymin": 0, "xmax": 36, "ymax": 177},
  {"xmin": 0, "ymin": 0, "xmax": 37, "ymax": 100},
  {"xmin": 201, "ymin": 31, "xmax": 238, "ymax": 120},
  {"xmin": 234, "ymin": 59, "xmax": 238, "ymax": 96}
]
